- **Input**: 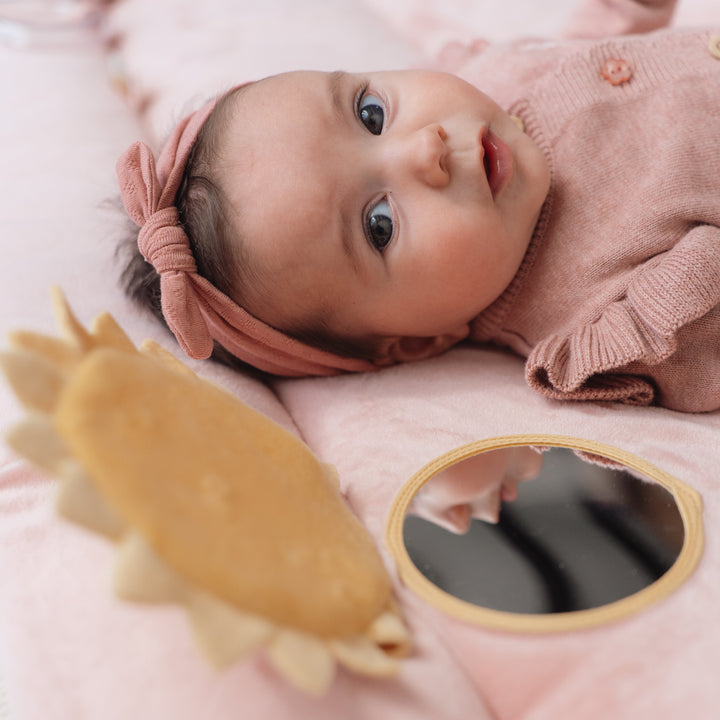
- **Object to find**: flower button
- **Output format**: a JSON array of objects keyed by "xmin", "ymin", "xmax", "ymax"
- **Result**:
[
  {"xmin": 600, "ymin": 58, "xmax": 632, "ymax": 85},
  {"xmin": 709, "ymin": 34, "xmax": 720, "ymax": 60}
]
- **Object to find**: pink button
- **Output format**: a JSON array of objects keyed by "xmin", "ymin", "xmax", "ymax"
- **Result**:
[{"xmin": 600, "ymin": 58, "xmax": 632, "ymax": 85}]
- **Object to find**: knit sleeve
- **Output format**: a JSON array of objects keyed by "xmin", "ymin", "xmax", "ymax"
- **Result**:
[
  {"xmin": 563, "ymin": 0, "xmax": 677, "ymax": 39},
  {"xmin": 525, "ymin": 224, "xmax": 720, "ymax": 406}
]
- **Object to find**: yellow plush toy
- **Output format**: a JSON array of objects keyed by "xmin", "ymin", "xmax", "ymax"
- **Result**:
[{"xmin": 0, "ymin": 289, "xmax": 410, "ymax": 695}]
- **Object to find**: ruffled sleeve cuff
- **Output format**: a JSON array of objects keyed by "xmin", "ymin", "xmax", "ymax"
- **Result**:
[
  {"xmin": 525, "ymin": 333, "xmax": 656, "ymax": 406},
  {"xmin": 525, "ymin": 224, "xmax": 720, "ymax": 406}
]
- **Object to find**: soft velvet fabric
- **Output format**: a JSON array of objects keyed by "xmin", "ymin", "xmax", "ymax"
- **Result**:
[{"xmin": 2, "ymin": 1, "xmax": 720, "ymax": 719}]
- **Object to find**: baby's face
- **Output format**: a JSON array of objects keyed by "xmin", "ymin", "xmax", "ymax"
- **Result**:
[{"xmin": 219, "ymin": 70, "xmax": 550, "ymax": 349}]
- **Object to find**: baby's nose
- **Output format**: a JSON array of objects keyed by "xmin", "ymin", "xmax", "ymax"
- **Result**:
[{"xmin": 402, "ymin": 124, "xmax": 450, "ymax": 188}]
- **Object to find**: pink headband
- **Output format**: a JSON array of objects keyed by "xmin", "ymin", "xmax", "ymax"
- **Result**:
[{"xmin": 116, "ymin": 92, "xmax": 377, "ymax": 377}]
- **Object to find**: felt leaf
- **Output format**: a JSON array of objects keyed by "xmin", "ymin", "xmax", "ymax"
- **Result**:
[
  {"xmin": 5, "ymin": 414, "xmax": 68, "ymax": 474},
  {"xmin": 7, "ymin": 330, "xmax": 82, "ymax": 371},
  {"xmin": 139, "ymin": 339, "xmax": 197, "ymax": 378},
  {"xmin": 90, "ymin": 312, "xmax": 136, "ymax": 352},
  {"xmin": 368, "ymin": 609, "xmax": 413, "ymax": 657},
  {"xmin": 114, "ymin": 532, "xmax": 188, "ymax": 603},
  {"xmin": 56, "ymin": 463, "xmax": 126, "ymax": 539},
  {"xmin": 328, "ymin": 635, "xmax": 400, "ymax": 677},
  {"xmin": 267, "ymin": 629, "xmax": 336, "ymax": 696},
  {"xmin": 51, "ymin": 286, "xmax": 93, "ymax": 350},
  {"xmin": 0, "ymin": 349, "xmax": 64, "ymax": 413},
  {"xmin": 187, "ymin": 592, "xmax": 276, "ymax": 668}
]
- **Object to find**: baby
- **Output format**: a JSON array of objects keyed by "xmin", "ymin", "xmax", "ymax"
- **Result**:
[{"xmin": 117, "ymin": 0, "xmax": 720, "ymax": 412}]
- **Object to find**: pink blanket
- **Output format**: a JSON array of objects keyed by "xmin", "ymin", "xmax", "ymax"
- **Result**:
[{"xmin": 2, "ymin": 1, "xmax": 720, "ymax": 718}]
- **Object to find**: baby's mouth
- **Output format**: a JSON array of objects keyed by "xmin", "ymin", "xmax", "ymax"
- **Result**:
[
  {"xmin": 481, "ymin": 128, "xmax": 513, "ymax": 199},
  {"xmin": 483, "ymin": 152, "xmax": 492, "ymax": 182}
]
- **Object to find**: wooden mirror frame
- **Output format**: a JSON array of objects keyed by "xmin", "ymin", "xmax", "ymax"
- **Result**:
[{"xmin": 386, "ymin": 434, "xmax": 704, "ymax": 632}]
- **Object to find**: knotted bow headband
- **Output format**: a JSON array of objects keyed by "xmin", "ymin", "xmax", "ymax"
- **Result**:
[{"xmin": 116, "ymin": 91, "xmax": 376, "ymax": 377}]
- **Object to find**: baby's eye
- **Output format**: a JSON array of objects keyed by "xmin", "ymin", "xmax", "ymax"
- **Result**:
[
  {"xmin": 357, "ymin": 91, "xmax": 385, "ymax": 135},
  {"xmin": 365, "ymin": 198, "xmax": 394, "ymax": 252}
]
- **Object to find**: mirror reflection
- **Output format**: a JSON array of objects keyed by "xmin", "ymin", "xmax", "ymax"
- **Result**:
[{"xmin": 404, "ymin": 446, "xmax": 685, "ymax": 615}]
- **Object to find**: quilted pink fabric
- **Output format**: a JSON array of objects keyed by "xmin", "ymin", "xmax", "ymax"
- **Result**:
[{"xmin": 2, "ymin": 1, "xmax": 720, "ymax": 718}]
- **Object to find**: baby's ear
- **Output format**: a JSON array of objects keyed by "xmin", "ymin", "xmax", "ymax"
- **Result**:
[{"xmin": 378, "ymin": 326, "xmax": 469, "ymax": 365}]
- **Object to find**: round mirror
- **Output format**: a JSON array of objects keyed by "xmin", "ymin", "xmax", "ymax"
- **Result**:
[{"xmin": 386, "ymin": 435, "xmax": 703, "ymax": 632}]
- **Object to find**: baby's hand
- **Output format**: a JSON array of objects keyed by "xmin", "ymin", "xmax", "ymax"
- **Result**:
[{"xmin": 409, "ymin": 447, "xmax": 542, "ymax": 533}]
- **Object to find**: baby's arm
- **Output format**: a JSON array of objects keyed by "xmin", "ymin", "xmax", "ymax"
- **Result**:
[
  {"xmin": 564, "ymin": 0, "xmax": 678, "ymax": 38},
  {"xmin": 526, "ymin": 224, "xmax": 720, "ymax": 411}
]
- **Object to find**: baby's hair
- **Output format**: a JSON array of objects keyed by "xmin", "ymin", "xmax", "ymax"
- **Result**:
[{"xmin": 118, "ymin": 83, "xmax": 386, "ymax": 372}]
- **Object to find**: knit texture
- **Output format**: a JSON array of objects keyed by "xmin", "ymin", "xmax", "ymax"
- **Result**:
[{"xmin": 456, "ymin": 28, "xmax": 720, "ymax": 412}]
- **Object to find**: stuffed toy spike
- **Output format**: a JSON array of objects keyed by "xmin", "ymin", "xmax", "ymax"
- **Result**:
[{"xmin": 0, "ymin": 289, "xmax": 410, "ymax": 696}]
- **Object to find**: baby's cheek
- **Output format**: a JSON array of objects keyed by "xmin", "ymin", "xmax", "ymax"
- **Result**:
[{"xmin": 427, "ymin": 225, "xmax": 490, "ymax": 286}]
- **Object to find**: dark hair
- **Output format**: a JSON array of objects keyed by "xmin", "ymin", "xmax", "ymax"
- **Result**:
[
  {"xmin": 287, "ymin": 320, "xmax": 387, "ymax": 363},
  {"xmin": 117, "ymin": 85, "xmax": 385, "ymax": 374}
]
